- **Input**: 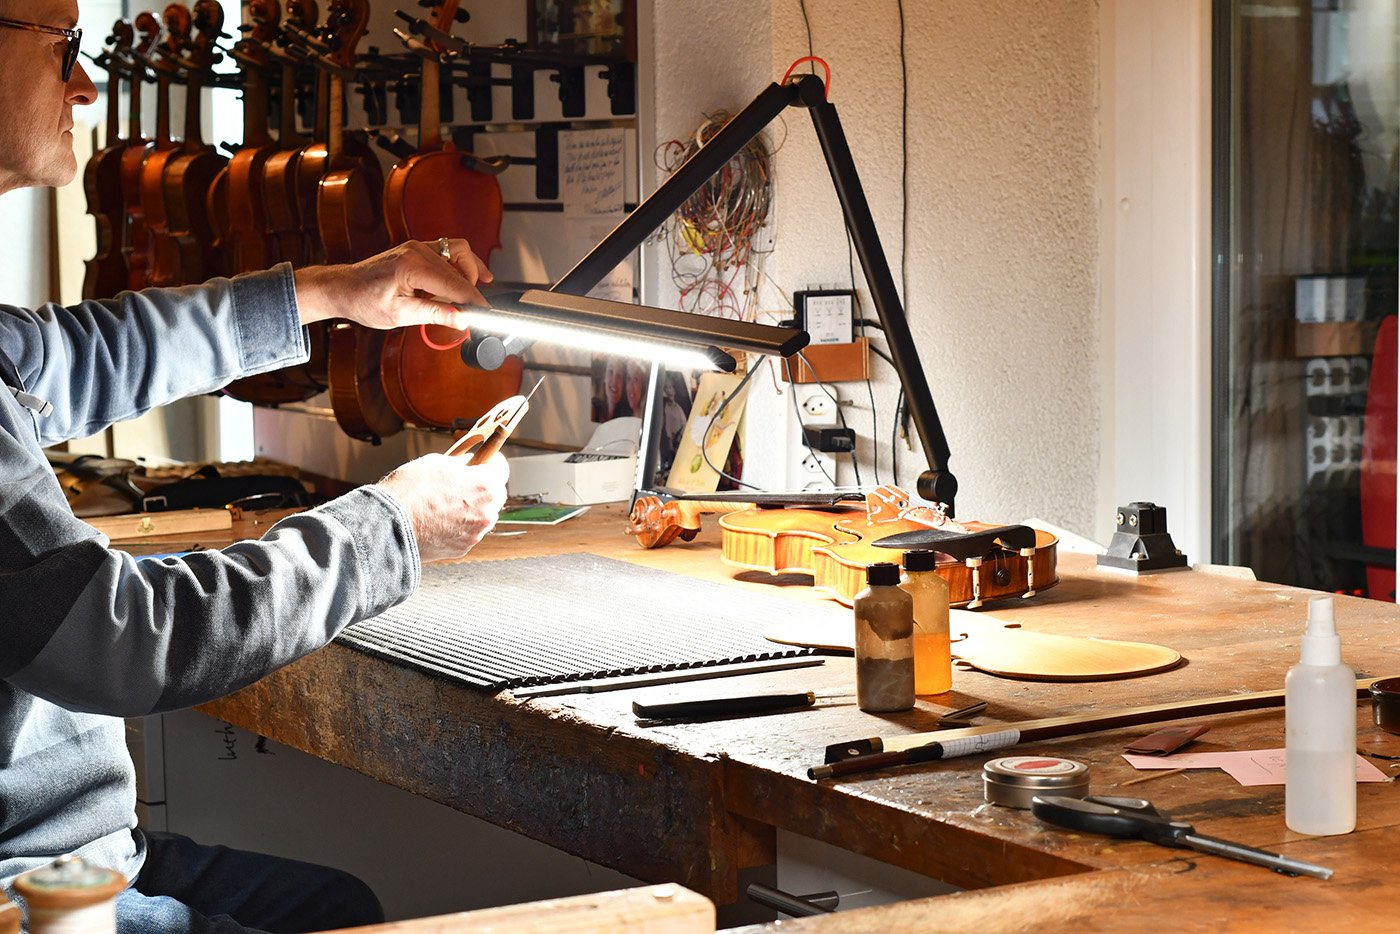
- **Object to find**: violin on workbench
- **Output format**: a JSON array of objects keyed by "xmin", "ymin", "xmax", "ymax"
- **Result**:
[
  {"xmin": 378, "ymin": 0, "xmax": 521, "ymax": 431},
  {"xmin": 626, "ymin": 485, "xmax": 1059, "ymax": 609},
  {"xmin": 83, "ymin": 21, "xmax": 136, "ymax": 300}
]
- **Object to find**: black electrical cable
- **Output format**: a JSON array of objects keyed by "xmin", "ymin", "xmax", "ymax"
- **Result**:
[
  {"xmin": 700, "ymin": 360, "xmax": 764, "ymax": 490},
  {"xmin": 897, "ymin": 0, "xmax": 909, "ymax": 313},
  {"xmin": 845, "ymin": 232, "xmax": 879, "ymax": 484},
  {"xmin": 799, "ymin": 0, "xmax": 815, "ymax": 63},
  {"xmin": 890, "ymin": 390, "xmax": 904, "ymax": 488}
]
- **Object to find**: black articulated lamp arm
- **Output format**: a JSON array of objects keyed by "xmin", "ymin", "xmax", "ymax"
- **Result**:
[
  {"xmin": 546, "ymin": 72, "xmax": 957, "ymax": 513},
  {"xmin": 801, "ymin": 90, "xmax": 956, "ymax": 510}
]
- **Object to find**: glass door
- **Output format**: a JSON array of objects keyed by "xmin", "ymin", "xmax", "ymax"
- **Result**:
[{"xmin": 1215, "ymin": 0, "xmax": 1399, "ymax": 598}]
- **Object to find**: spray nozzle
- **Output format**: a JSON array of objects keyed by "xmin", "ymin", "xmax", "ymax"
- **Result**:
[
  {"xmin": 1307, "ymin": 595, "xmax": 1336, "ymax": 636},
  {"xmin": 1300, "ymin": 595, "xmax": 1341, "ymax": 665}
]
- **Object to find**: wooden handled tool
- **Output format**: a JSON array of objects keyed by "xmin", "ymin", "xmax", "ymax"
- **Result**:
[
  {"xmin": 445, "ymin": 377, "xmax": 543, "ymax": 465},
  {"xmin": 810, "ymin": 677, "xmax": 1388, "ymax": 779}
]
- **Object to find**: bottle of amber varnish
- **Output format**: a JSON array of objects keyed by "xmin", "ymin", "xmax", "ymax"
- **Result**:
[
  {"xmin": 853, "ymin": 562, "xmax": 915, "ymax": 712},
  {"xmin": 900, "ymin": 550, "xmax": 952, "ymax": 695}
]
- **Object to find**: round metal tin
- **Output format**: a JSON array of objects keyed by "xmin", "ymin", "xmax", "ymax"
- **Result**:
[{"xmin": 982, "ymin": 755, "xmax": 1091, "ymax": 809}]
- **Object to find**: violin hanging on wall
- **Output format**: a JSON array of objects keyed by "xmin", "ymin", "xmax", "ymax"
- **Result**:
[
  {"xmin": 314, "ymin": 0, "xmax": 404, "ymax": 443},
  {"xmin": 160, "ymin": 0, "xmax": 230, "ymax": 286},
  {"xmin": 83, "ymin": 20, "xmax": 136, "ymax": 301},
  {"xmin": 378, "ymin": 0, "xmax": 521, "ymax": 430},
  {"xmin": 220, "ymin": 0, "xmax": 330, "ymax": 407},
  {"xmin": 219, "ymin": 0, "xmax": 282, "ymax": 275},
  {"xmin": 259, "ymin": 0, "xmax": 320, "ymax": 269},
  {"xmin": 137, "ymin": 4, "xmax": 192, "ymax": 290},
  {"xmin": 119, "ymin": 12, "xmax": 162, "ymax": 292}
]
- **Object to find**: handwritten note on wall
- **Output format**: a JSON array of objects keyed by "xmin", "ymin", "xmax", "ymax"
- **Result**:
[{"xmin": 561, "ymin": 129, "xmax": 626, "ymax": 216}]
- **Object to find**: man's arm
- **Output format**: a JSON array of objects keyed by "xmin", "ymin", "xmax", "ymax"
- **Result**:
[
  {"xmin": 1, "ymin": 267, "xmax": 306, "ymax": 445},
  {"xmin": 0, "ymin": 239, "xmax": 492, "ymax": 446}
]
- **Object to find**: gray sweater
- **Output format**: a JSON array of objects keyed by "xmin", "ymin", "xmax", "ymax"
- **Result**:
[{"xmin": 0, "ymin": 265, "xmax": 420, "ymax": 885}]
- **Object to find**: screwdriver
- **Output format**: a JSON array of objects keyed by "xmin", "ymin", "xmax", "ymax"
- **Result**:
[{"xmin": 1031, "ymin": 795, "xmax": 1333, "ymax": 880}]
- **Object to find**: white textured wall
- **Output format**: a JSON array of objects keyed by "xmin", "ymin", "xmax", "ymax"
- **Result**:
[{"xmin": 647, "ymin": 1, "xmax": 1101, "ymax": 534}]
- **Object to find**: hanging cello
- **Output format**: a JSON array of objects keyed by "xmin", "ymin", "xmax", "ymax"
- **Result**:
[
  {"xmin": 378, "ymin": 0, "xmax": 521, "ymax": 430},
  {"xmin": 83, "ymin": 20, "xmax": 135, "ymax": 301}
]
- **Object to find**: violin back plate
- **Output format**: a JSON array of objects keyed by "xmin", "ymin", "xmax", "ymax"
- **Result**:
[{"xmin": 765, "ymin": 609, "xmax": 1181, "ymax": 682}]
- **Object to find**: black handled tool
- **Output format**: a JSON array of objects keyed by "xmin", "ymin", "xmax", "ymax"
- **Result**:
[
  {"xmin": 633, "ymin": 691, "xmax": 816, "ymax": 721},
  {"xmin": 1030, "ymin": 795, "xmax": 1333, "ymax": 880}
]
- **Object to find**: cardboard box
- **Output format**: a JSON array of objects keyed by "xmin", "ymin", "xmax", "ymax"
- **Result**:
[{"xmin": 508, "ymin": 451, "xmax": 637, "ymax": 505}]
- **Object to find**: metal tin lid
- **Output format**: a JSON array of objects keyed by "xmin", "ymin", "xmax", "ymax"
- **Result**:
[
  {"xmin": 983, "ymin": 756, "xmax": 1090, "ymax": 788},
  {"xmin": 13, "ymin": 854, "xmax": 126, "ymax": 910}
]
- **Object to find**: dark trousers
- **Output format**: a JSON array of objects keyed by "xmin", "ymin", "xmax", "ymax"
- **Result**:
[{"xmin": 116, "ymin": 831, "xmax": 384, "ymax": 933}]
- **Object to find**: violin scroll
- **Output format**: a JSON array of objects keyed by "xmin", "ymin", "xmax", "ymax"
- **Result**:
[{"xmin": 625, "ymin": 497, "xmax": 698, "ymax": 550}]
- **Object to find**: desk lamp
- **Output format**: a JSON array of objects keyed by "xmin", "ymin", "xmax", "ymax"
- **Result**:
[
  {"xmin": 463, "ymin": 73, "xmax": 957, "ymax": 512},
  {"xmin": 460, "ymin": 288, "xmax": 809, "ymax": 374}
]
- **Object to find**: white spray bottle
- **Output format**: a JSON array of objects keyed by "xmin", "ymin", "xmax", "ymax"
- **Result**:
[{"xmin": 1284, "ymin": 594, "xmax": 1356, "ymax": 836}]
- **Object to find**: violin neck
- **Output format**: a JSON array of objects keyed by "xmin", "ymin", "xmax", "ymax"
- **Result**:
[
  {"xmin": 418, "ymin": 57, "xmax": 442, "ymax": 150},
  {"xmin": 183, "ymin": 71, "xmax": 205, "ymax": 150},
  {"xmin": 313, "ymin": 70, "xmax": 331, "ymax": 149},
  {"xmin": 155, "ymin": 74, "xmax": 172, "ymax": 147},
  {"xmin": 279, "ymin": 61, "xmax": 303, "ymax": 146},
  {"xmin": 327, "ymin": 74, "xmax": 345, "ymax": 162},
  {"xmin": 126, "ymin": 65, "xmax": 144, "ymax": 141},
  {"xmin": 678, "ymin": 500, "xmax": 753, "ymax": 529},
  {"xmin": 242, "ymin": 65, "xmax": 273, "ymax": 148},
  {"xmin": 105, "ymin": 69, "xmax": 123, "ymax": 148}
]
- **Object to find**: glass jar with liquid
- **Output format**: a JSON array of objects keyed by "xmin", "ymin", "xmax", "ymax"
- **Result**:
[
  {"xmin": 901, "ymin": 549, "xmax": 952, "ymax": 695},
  {"xmin": 853, "ymin": 562, "xmax": 915, "ymax": 712}
]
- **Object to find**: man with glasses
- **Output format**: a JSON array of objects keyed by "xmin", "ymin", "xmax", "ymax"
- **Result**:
[{"xmin": 0, "ymin": 3, "xmax": 510, "ymax": 932}]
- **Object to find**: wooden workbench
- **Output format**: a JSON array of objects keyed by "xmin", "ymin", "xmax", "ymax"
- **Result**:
[{"xmin": 191, "ymin": 504, "xmax": 1400, "ymax": 929}]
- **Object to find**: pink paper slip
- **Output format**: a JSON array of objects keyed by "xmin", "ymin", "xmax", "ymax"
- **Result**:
[{"xmin": 1122, "ymin": 749, "xmax": 1389, "ymax": 786}]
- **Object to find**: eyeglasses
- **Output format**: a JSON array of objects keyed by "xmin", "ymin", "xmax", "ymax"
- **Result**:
[{"xmin": 0, "ymin": 17, "xmax": 83, "ymax": 82}]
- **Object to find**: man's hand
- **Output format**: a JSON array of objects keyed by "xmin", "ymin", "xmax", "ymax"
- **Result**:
[
  {"xmin": 377, "ymin": 453, "xmax": 509, "ymax": 563},
  {"xmin": 292, "ymin": 239, "xmax": 493, "ymax": 329}
]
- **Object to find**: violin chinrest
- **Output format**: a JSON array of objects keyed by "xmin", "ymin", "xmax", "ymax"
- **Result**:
[{"xmin": 872, "ymin": 524, "xmax": 1039, "ymax": 560}]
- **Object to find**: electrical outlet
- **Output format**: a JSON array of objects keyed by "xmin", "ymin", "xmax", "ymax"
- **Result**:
[
  {"xmin": 798, "ymin": 387, "xmax": 835, "ymax": 420},
  {"xmin": 800, "ymin": 450, "xmax": 836, "ymax": 480}
]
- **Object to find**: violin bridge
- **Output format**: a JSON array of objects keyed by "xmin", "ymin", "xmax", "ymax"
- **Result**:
[
  {"xmin": 1021, "ymin": 547, "xmax": 1037, "ymax": 598},
  {"xmin": 966, "ymin": 556, "xmax": 983, "ymax": 609}
]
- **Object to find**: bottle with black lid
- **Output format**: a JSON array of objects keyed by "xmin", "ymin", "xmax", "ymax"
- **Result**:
[
  {"xmin": 853, "ymin": 562, "xmax": 915, "ymax": 712},
  {"xmin": 901, "ymin": 549, "xmax": 952, "ymax": 695}
]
